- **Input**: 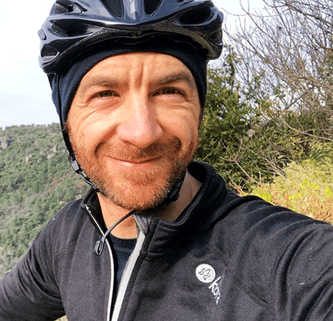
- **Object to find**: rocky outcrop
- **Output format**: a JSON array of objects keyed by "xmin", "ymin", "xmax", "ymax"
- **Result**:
[{"xmin": 0, "ymin": 137, "xmax": 10, "ymax": 150}]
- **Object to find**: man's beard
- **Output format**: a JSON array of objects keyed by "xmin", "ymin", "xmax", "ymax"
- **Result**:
[{"xmin": 71, "ymin": 137, "xmax": 198, "ymax": 212}]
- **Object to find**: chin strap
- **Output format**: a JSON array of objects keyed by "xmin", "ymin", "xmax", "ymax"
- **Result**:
[
  {"xmin": 163, "ymin": 176, "xmax": 184, "ymax": 205},
  {"xmin": 69, "ymin": 154, "xmax": 99, "ymax": 191},
  {"xmin": 93, "ymin": 174, "xmax": 185, "ymax": 255},
  {"xmin": 94, "ymin": 210, "xmax": 137, "ymax": 255}
]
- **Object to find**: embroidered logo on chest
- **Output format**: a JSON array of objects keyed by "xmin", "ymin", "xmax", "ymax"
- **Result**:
[{"xmin": 195, "ymin": 264, "xmax": 222, "ymax": 305}]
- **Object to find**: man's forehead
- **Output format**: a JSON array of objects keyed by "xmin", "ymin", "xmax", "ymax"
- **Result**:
[
  {"xmin": 81, "ymin": 52, "xmax": 197, "ymax": 87},
  {"xmin": 55, "ymin": 46, "xmax": 206, "ymax": 126},
  {"xmin": 86, "ymin": 52, "xmax": 190, "ymax": 72}
]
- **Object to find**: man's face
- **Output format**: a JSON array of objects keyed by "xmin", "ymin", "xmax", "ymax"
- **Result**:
[{"xmin": 67, "ymin": 52, "xmax": 201, "ymax": 212}]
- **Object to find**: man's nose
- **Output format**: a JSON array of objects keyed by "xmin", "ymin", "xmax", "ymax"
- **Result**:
[{"xmin": 116, "ymin": 95, "xmax": 163, "ymax": 149}]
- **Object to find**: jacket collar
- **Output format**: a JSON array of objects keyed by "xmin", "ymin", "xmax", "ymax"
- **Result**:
[{"xmin": 81, "ymin": 161, "xmax": 228, "ymax": 248}]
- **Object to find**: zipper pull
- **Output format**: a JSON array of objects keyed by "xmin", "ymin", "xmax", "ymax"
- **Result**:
[{"xmin": 94, "ymin": 210, "xmax": 137, "ymax": 255}]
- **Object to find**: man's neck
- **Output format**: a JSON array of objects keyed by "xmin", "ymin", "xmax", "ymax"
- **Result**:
[{"xmin": 97, "ymin": 172, "xmax": 202, "ymax": 239}]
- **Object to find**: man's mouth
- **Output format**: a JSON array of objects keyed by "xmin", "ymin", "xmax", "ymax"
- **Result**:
[{"xmin": 109, "ymin": 155, "xmax": 163, "ymax": 167}]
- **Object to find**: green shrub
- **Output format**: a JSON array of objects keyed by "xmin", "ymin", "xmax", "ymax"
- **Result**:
[{"xmin": 244, "ymin": 155, "xmax": 333, "ymax": 223}]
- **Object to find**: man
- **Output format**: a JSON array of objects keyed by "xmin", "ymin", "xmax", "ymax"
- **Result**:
[{"xmin": 1, "ymin": 0, "xmax": 333, "ymax": 320}]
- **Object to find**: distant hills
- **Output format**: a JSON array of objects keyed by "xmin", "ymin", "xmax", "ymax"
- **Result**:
[{"xmin": 0, "ymin": 124, "xmax": 89, "ymax": 275}]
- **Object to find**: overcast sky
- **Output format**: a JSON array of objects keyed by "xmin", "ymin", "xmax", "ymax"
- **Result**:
[{"xmin": 0, "ymin": 0, "xmax": 264, "ymax": 128}]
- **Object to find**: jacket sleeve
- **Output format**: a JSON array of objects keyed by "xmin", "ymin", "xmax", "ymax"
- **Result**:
[
  {"xmin": 0, "ymin": 219, "xmax": 65, "ymax": 320},
  {"xmin": 272, "ymin": 221, "xmax": 333, "ymax": 320}
]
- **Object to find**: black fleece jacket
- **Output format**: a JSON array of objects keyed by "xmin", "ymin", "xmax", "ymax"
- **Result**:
[{"xmin": 1, "ymin": 161, "xmax": 333, "ymax": 320}]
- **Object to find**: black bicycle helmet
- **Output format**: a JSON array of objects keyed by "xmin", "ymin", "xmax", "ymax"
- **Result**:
[{"xmin": 38, "ymin": 0, "xmax": 223, "ymax": 75}]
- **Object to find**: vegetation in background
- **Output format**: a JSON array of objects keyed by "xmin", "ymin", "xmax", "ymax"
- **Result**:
[
  {"xmin": 244, "ymin": 146, "xmax": 333, "ymax": 223},
  {"xmin": 197, "ymin": 46, "xmax": 276, "ymax": 191},
  {"xmin": 197, "ymin": 45, "xmax": 333, "ymax": 192},
  {"xmin": 226, "ymin": 0, "xmax": 333, "ymax": 152},
  {"xmin": 226, "ymin": 0, "xmax": 333, "ymax": 141},
  {"xmin": 0, "ymin": 124, "xmax": 89, "ymax": 275}
]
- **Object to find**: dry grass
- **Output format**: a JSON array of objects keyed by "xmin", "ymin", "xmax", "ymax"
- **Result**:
[{"xmin": 244, "ymin": 159, "xmax": 333, "ymax": 223}]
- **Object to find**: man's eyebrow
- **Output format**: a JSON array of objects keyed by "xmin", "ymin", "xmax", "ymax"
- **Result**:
[
  {"xmin": 155, "ymin": 71, "xmax": 196, "ymax": 89},
  {"xmin": 80, "ymin": 76, "xmax": 121, "ymax": 91}
]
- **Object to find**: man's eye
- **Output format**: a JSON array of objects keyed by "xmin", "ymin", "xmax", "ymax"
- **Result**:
[
  {"xmin": 96, "ymin": 90, "xmax": 118, "ymax": 98},
  {"xmin": 159, "ymin": 88, "xmax": 182, "ymax": 95}
]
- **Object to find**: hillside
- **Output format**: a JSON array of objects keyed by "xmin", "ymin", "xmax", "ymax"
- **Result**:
[{"xmin": 0, "ymin": 124, "xmax": 89, "ymax": 275}]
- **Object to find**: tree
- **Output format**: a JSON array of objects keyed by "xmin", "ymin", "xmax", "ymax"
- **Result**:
[
  {"xmin": 225, "ymin": 0, "xmax": 333, "ymax": 146},
  {"xmin": 197, "ymin": 46, "xmax": 291, "ymax": 191}
]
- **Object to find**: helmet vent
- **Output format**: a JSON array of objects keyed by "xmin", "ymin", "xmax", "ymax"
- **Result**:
[
  {"xmin": 144, "ymin": 0, "xmax": 162, "ymax": 15},
  {"xmin": 51, "ymin": 22, "xmax": 67, "ymax": 37},
  {"xmin": 101, "ymin": 0, "xmax": 124, "ymax": 19},
  {"xmin": 41, "ymin": 45, "xmax": 58, "ymax": 58},
  {"xmin": 66, "ymin": 23, "xmax": 97, "ymax": 37},
  {"xmin": 179, "ymin": 6, "xmax": 212, "ymax": 24},
  {"xmin": 54, "ymin": 0, "xmax": 75, "ymax": 14},
  {"xmin": 54, "ymin": 3, "xmax": 69, "ymax": 14},
  {"xmin": 51, "ymin": 21, "xmax": 99, "ymax": 37},
  {"xmin": 210, "ymin": 29, "xmax": 223, "ymax": 46}
]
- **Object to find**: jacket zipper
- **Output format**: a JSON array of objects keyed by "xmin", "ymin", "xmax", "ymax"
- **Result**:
[
  {"xmin": 111, "ymin": 231, "xmax": 145, "ymax": 321},
  {"xmin": 84, "ymin": 204, "xmax": 148, "ymax": 321},
  {"xmin": 110, "ymin": 192, "xmax": 203, "ymax": 320},
  {"xmin": 84, "ymin": 204, "xmax": 115, "ymax": 321},
  {"xmin": 109, "ymin": 191, "xmax": 204, "ymax": 320}
]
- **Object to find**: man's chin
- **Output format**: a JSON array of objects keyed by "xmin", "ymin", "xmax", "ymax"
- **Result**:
[{"xmin": 101, "ymin": 186, "xmax": 169, "ymax": 213}]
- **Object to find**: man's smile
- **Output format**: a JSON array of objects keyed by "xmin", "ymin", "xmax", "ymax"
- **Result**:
[{"xmin": 108, "ymin": 155, "xmax": 163, "ymax": 169}]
